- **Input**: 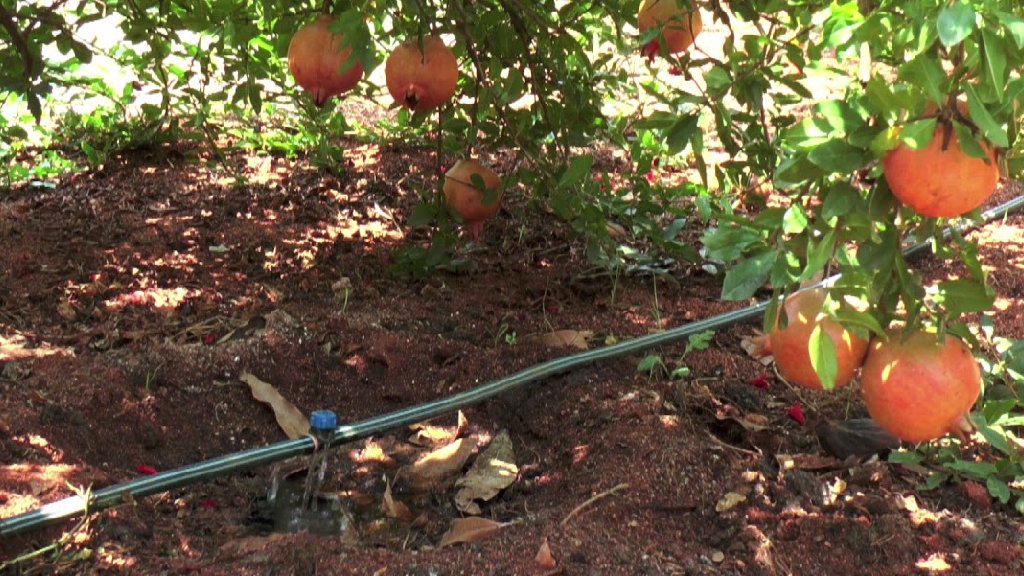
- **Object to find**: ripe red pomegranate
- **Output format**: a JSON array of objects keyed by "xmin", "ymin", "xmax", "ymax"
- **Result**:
[
  {"xmin": 443, "ymin": 160, "xmax": 502, "ymax": 238},
  {"xmin": 638, "ymin": 0, "xmax": 703, "ymax": 60},
  {"xmin": 385, "ymin": 36, "xmax": 459, "ymax": 112},
  {"xmin": 860, "ymin": 329, "xmax": 980, "ymax": 443},
  {"xmin": 287, "ymin": 15, "xmax": 364, "ymax": 106},
  {"xmin": 768, "ymin": 289, "xmax": 869, "ymax": 390},
  {"xmin": 883, "ymin": 124, "xmax": 998, "ymax": 218}
]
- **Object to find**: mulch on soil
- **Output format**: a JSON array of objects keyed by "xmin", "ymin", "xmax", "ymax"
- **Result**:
[{"xmin": 2, "ymin": 144, "xmax": 1023, "ymax": 575}]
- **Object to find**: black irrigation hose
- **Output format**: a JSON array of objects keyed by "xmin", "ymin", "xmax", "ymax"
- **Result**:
[{"xmin": 3, "ymin": 194, "xmax": 1024, "ymax": 539}]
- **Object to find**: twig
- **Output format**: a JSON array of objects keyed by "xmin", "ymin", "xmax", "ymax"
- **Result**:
[
  {"xmin": 705, "ymin": 430, "xmax": 760, "ymax": 456},
  {"xmin": 0, "ymin": 4, "xmax": 36, "ymax": 88},
  {"xmin": 560, "ymin": 482, "xmax": 629, "ymax": 526}
]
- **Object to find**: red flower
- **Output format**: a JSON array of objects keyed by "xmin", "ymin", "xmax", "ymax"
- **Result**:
[
  {"xmin": 748, "ymin": 372, "xmax": 770, "ymax": 389},
  {"xmin": 202, "ymin": 333, "xmax": 215, "ymax": 345},
  {"xmin": 200, "ymin": 498, "xmax": 217, "ymax": 510},
  {"xmin": 136, "ymin": 465, "xmax": 158, "ymax": 475},
  {"xmin": 786, "ymin": 403, "xmax": 806, "ymax": 426}
]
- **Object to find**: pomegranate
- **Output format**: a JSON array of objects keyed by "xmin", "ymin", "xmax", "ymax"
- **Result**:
[
  {"xmin": 883, "ymin": 121, "xmax": 998, "ymax": 218},
  {"xmin": 443, "ymin": 159, "xmax": 502, "ymax": 238},
  {"xmin": 385, "ymin": 36, "xmax": 459, "ymax": 112},
  {"xmin": 768, "ymin": 289, "xmax": 869, "ymax": 391},
  {"xmin": 860, "ymin": 329, "xmax": 980, "ymax": 443},
  {"xmin": 287, "ymin": 15, "xmax": 364, "ymax": 106},
  {"xmin": 638, "ymin": 0, "xmax": 702, "ymax": 59}
]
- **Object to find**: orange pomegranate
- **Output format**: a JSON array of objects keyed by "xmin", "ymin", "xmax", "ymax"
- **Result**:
[
  {"xmin": 385, "ymin": 36, "xmax": 459, "ymax": 112},
  {"xmin": 883, "ymin": 122, "xmax": 998, "ymax": 218},
  {"xmin": 287, "ymin": 15, "xmax": 364, "ymax": 106},
  {"xmin": 443, "ymin": 160, "xmax": 503, "ymax": 238},
  {"xmin": 638, "ymin": 0, "xmax": 702, "ymax": 59},
  {"xmin": 860, "ymin": 329, "xmax": 980, "ymax": 443},
  {"xmin": 768, "ymin": 289, "xmax": 869, "ymax": 390}
]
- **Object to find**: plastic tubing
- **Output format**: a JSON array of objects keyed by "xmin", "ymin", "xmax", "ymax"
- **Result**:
[{"xmin": 3, "ymin": 193, "xmax": 1023, "ymax": 539}]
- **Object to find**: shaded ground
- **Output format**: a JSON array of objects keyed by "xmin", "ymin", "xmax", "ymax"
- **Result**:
[{"xmin": 1, "ymin": 141, "xmax": 1024, "ymax": 576}]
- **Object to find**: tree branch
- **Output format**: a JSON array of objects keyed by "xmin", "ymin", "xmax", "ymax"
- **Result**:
[{"xmin": 0, "ymin": 3, "xmax": 37, "ymax": 88}]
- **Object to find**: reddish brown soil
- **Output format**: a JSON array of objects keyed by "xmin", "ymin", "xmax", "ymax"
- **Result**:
[{"xmin": 1, "ymin": 144, "xmax": 1023, "ymax": 575}]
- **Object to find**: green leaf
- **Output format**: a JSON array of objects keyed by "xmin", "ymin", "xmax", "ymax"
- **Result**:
[
  {"xmin": 983, "ymin": 399, "xmax": 1019, "ymax": 425},
  {"xmin": 782, "ymin": 204, "xmax": 808, "ymax": 234},
  {"xmin": 986, "ymin": 477, "xmax": 1011, "ymax": 504},
  {"xmin": 702, "ymin": 226, "xmax": 763, "ymax": 262},
  {"xmin": 965, "ymin": 85, "xmax": 1008, "ymax": 148},
  {"xmin": 832, "ymin": 308, "xmax": 887, "ymax": 339},
  {"xmin": 869, "ymin": 126, "xmax": 902, "ymax": 156},
  {"xmin": 809, "ymin": 324, "xmax": 838, "ymax": 391},
  {"xmin": 898, "ymin": 118, "xmax": 937, "ymax": 150},
  {"xmin": 637, "ymin": 355, "xmax": 664, "ymax": 376},
  {"xmin": 922, "ymin": 472, "xmax": 950, "ymax": 491},
  {"xmin": 670, "ymin": 366, "xmax": 691, "ymax": 379},
  {"xmin": 721, "ymin": 251, "xmax": 777, "ymax": 301},
  {"xmin": 807, "ymin": 139, "xmax": 867, "ymax": 173},
  {"xmin": 684, "ymin": 330, "xmax": 715, "ymax": 355},
  {"xmin": 936, "ymin": 279, "xmax": 994, "ymax": 316},
  {"xmin": 407, "ymin": 203, "xmax": 438, "ymax": 228},
  {"xmin": 775, "ymin": 155, "xmax": 824, "ymax": 188},
  {"xmin": 798, "ymin": 230, "xmax": 835, "ymax": 284},
  {"xmin": 888, "ymin": 450, "xmax": 922, "ymax": 465},
  {"xmin": 977, "ymin": 424, "xmax": 1013, "ymax": 456},
  {"xmin": 936, "ymin": 2, "xmax": 976, "ymax": 48},
  {"xmin": 982, "ymin": 29, "xmax": 1007, "ymax": 98},
  {"xmin": 558, "ymin": 155, "xmax": 594, "ymax": 189},
  {"xmin": 952, "ymin": 121, "xmax": 989, "ymax": 161},
  {"xmin": 814, "ymin": 100, "xmax": 866, "ymax": 134},
  {"xmin": 666, "ymin": 115, "xmax": 699, "ymax": 155},
  {"xmin": 944, "ymin": 460, "xmax": 998, "ymax": 478},
  {"xmin": 822, "ymin": 183, "xmax": 860, "ymax": 220},
  {"xmin": 998, "ymin": 11, "xmax": 1024, "ymax": 49},
  {"xmin": 900, "ymin": 55, "xmax": 945, "ymax": 104}
]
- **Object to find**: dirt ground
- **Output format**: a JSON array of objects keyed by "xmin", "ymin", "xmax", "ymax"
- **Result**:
[{"xmin": 1, "ymin": 139, "xmax": 1023, "ymax": 576}]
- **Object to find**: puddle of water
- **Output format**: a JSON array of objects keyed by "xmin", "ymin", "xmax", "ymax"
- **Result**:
[{"xmin": 270, "ymin": 472, "xmax": 357, "ymax": 540}]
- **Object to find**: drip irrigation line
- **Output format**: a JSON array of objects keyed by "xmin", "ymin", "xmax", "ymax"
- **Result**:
[{"xmin": 2, "ymin": 193, "xmax": 1023, "ymax": 540}]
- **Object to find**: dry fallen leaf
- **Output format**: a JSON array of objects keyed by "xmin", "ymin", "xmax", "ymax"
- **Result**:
[
  {"xmin": 524, "ymin": 329, "xmax": 593, "ymax": 350},
  {"xmin": 438, "ymin": 517, "xmax": 504, "ymax": 548},
  {"xmin": 454, "ymin": 430, "xmax": 518, "ymax": 515},
  {"xmin": 240, "ymin": 371, "xmax": 307, "ymax": 439},
  {"xmin": 408, "ymin": 411, "xmax": 468, "ymax": 447},
  {"xmin": 535, "ymin": 537, "xmax": 557, "ymax": 569},
  {"xmin": 715, "ymin": 491, "xmax": 748, "ymax": 513},
  {"xmin": 740, "ymin": 332, "xmax": 773, "ymax": 365},
  {"xmin": 776, "ymin": 453, "xmax": 842, "ymax": 471},
  {"xmin": 381, "ymin": 476, "xmax": 413, "ymax": 522},
  {"xmin": 400, "ymin": 437, "xmax": 477, "ymax": 492}
]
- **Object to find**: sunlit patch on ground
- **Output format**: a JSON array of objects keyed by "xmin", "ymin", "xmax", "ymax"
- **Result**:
[
  {"xmin": 0, "ymin": 333, "xmax": 71, "ymax": 362},
  {"xmin": 0, "ymin": 463, "xmax": 83, "ymax": 517}
]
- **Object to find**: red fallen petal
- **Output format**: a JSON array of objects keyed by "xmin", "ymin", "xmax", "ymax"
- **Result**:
[
  {"xmin": 136, "ymin": 465, "xmax": 158, "ymax": 475},
  {"xmin": 202, "ymin": 334, "xmax": 215, "ymax": 345},
  {"xmin": 748, "ymin": 372, "xmax": 770, "ymax": 389},
  {"xmin": 786, "ymin": 404, "xmax": 806, "ymax": 426},
  {"xmin": 200, "ymin": 498, "xmax": 217, "ymax": 509}
]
